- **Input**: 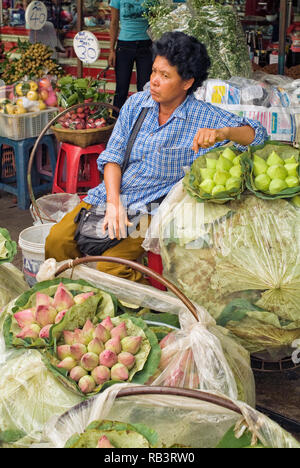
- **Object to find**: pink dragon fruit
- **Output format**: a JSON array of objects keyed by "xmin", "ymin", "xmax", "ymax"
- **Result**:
[
  {"xmin": 110, "ymin": 322, "xmax": 127, "ymax": 340},
  {"xmin": 105, "ymin": 336, "xmax": 121, "ymax": 354},
  {"xmin": 16, "ymin": 323, "xmax": 41, "ymax": 339},
  {"xmin": 14, "ymin": 308, "xmax": 36, "ymax": 328},
  {"xmin": 110, "ymin": 363, "xmax": 129, "ymax": 381},
  {"xmin": 73, "ymin": 292, "xmax": 95, "ymax": 305},
  {"xmin": 97, "ymin": 435, "xmax": 115, "ymax": 448},
  {"xmin": 94, "ymin": 323, "xmax": 110, "ymax": 343},
  {"xmin": 53, "ymin": 282, "xmax": 75, "ymax": 312},
  {"xmin": 118, "ymin": 352, "xmax": 135, "ymax": 370},
  {"xmin": 69, "ymin": 366, "xmax": 88, "ymax": 382},
  {"xmin": 91, "ymin": 365, "xmax": 111, "ymax": 385},
  {"xmin": 101, "ymin": 316, "xmax": 114, "ymax": 331},
  {"xmin": 35, "ymin": 305, "xmax": 57, "ymax": 327},
  {"xmin": 39, "ymin": 324, "xmax": 52, "ymax": 339},
  {"xmin": 121, "ymin": 336, "xmax": 142, "ymax": 355},
  {"xmin": 78, "ymin": 375, "xmax": 96, "ymax": 394},
  {"xmin": 99, "ymin": 350, "xmax": 118, "ymax": 368}
]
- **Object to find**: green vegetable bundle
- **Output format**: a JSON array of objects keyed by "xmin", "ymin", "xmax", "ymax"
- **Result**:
[
  {"xmin": 183, "ymin": 146, "xmax": 245, "ymax": 204},
  {"xmin": 56, "ymin": 75, "xmax": 111, "ymax": 110},
  {"xmin": 243, "ymin": 141, "xmax": 300, "ymax": 201},
  {"xmin": 0, "ymin": 228, "xmax": 17, "ymax": 265}
]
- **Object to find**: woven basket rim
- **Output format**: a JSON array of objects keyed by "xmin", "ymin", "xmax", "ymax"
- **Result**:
[{"xmin": 51, "ymin": 120, "xmax": 115, "ymax": 135}]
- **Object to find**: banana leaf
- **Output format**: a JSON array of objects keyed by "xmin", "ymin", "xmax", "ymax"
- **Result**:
[
  {"xmin": 0, "ymin": 228, "xmax": 17, "ymax": 265},
  {"xmin": 183, "ymin": 146, "xmax": 245, "ymax": 204},
  {"xmin": 243, "ymin": 141, "xmax": 300, "ymax": 200}
]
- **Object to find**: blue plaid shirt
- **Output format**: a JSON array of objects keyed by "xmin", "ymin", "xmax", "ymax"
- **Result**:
[{"xmin": 85, "ymin": 90, "xmax": 268, "ymax": 210}]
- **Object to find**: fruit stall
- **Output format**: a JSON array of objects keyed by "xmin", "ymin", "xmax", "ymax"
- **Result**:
[{"xmin": 2, "ymin": 0, "xmax": 300, "ymax": 451}]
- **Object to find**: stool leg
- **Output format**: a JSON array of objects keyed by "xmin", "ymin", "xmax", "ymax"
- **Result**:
[
  {"xmin": 66, "ymin": 146, "xmax": 81, "ymax": 193},
  {"xmin": 16, "ymin": 142, "xmax": 30, "ymax": 210}
]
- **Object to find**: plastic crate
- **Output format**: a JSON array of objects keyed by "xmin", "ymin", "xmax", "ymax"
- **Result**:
[
  {"xmin": 1, "ymin": 145, "xmax": 16, "ymax": 178},
  {"xmin": 0, "ymin": 108, "xmax": 58, "ymax": 140}
]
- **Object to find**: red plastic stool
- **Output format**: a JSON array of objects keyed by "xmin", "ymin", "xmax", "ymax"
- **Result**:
[
  {"xmin": 147, "ymin": 251, "xmax": 167, "ymax": 291},
  {"xmin": 52, "ymin": 142, "xmax": 106, "ymax": 194}
]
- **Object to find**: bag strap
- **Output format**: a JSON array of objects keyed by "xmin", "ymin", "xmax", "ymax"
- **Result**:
[{"xmin": 121, "ymin": 107, "xmax": 148, "ymax": 174}]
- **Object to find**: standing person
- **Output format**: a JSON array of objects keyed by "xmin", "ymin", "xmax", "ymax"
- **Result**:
[{"xmin": 108, "ymin": 0, "xmax": 153, "ymax": 112}]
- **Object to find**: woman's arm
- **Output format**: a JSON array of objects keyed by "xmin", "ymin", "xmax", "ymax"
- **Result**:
[
  {"xmin": 108, "ymin": 7, "xmax": 120, "ymax": 68},
  {"xmin": 192, "ymin": 126, "xmax": 255, "ymax": 152},
  {"xmin": 102, "ymin": 162, "xmax": 132, "ymax": 240}
]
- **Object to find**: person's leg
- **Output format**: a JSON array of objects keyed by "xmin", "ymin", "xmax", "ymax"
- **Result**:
[
  {"xmin": 45, "ymin": 201, "xmax": 92, "ymax": 261},
  {"xmin": 135, "ymin": 41, "xmax": 153, "ymax": 92},
  {"xmin": 113, "ymin": 42, "xmax": 136, "ymax": 112},
  {"xmin": 96, "ymin": 215, "xmax": 151, "ymax": 283}
]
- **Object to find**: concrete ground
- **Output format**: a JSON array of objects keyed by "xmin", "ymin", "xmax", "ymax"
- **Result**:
[{"xmin": 0, "ymin": 188, "xmax": 300, "ymax": 442}]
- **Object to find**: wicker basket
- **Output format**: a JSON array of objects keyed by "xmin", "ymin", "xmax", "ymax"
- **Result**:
[{"xmin": 51, "ymin": 120, "xmax": 116, "ymax": 148}]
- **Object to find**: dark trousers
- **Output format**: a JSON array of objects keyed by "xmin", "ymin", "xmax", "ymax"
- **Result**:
[{"xmin": 113, "ymin": 39, "xmax": 153, "ymax": 113}]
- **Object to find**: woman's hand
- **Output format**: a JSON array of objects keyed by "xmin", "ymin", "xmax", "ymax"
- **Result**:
[
  {"xmin": 102, "ymin": 201, "xmax": 133, "ymax": 240},
  {"xmin": 192, "ymin": 128, "xmax": 229, "ymax": 152},
  {"xmin": 108, "ymin": 50, "xmax": 116, "ymax": 68}
]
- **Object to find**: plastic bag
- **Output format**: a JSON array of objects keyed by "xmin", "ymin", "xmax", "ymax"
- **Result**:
[
  {"xmin": 38, "ymin": 260, "xmax": 255, "ymax": 405},
  {"xmin": 43, "ymin": 383, "xmax": 300, "ymax": 448},
  {"xmin": 30, "ymin": 193, "xmax": 81, "ymax": 225},
  {"xmin": 144, "ymin": 184, "xmax": 300, "ymax": 356}
]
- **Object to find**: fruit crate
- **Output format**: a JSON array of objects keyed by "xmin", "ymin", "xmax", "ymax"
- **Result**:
[
  {"xmin": 0, "ymin": 108, "xmax": 58, "ymax": 140},
  {"xmin": 1, "ymin": 145, "xmax": 16, "ymax": 178}
]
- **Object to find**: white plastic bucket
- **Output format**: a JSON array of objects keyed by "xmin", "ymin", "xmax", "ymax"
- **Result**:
[{"xmin": 18, "ymin": 223, "xmax": 55, "ymax": 287}]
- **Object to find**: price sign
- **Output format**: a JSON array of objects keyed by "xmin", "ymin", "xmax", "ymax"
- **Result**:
[
  {"xmin": 25, "ymin": 1, "xmax": 47, "ymax": 30},
  {"xmin": 73, "ymin": 31, "xmax": 100, "ymax": 64}
]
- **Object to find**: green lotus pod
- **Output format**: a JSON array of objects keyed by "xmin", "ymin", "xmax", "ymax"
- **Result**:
[
  {"xmin": 285, "ymin": 163, "xmax": 299, "ymax": 177},
  {"xmin": 269, "ymin": 178, "xmax": 288, "ymax": 194},
  {"xmin": 199, "ymin": 179, "xmax": 215, "ymax": 194},
  {"xmin": 222, "ymin": 147, "xmax": 236, "ymax": 161},
  {"xmin": 229, "ymin": 165, "xmax": 242, "ymax": 178},
  {"xmin": 214, "ymin": 170, "xmax": 230, "ymax": 186},
  {"xmin": 266, "ymin": 151, "xmax": 284, "ymax": 167},
  {"xmin": 206, "ymin": 158, "xmax": 217, "ymax": 169},
  {"xmin": 216, "ymin": 156, "xmax": 233, "ymax": 172},
  {"xmin": 254, "ymin": 174, "xmax": 271, "ymax": 192},
  {"xmin": 212, "ymin": 185, "xmax": 225, "ymax": 196},
  {"xmin": 226, "ymin": 177, "xmax": 241, "ymax": 191},
  {"xmin": 267, "ymin": 165, "xmax": 287, "ymax": 181},
  {"xmin": 286, "ymin": 176, "xmax": 299, "ymax": 188}
]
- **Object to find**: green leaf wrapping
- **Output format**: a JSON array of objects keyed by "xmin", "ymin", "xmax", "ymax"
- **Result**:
[
  {"xmin": 244, "ymin": 141, "xmax": 300, "ymax": 200},
  {"xmin": 183, "ymin": 146, "xmax": 245, "ymax": 204},
  {"xmin": 0, "ymin": 228, "xmax": 17, "ymax": 265}
]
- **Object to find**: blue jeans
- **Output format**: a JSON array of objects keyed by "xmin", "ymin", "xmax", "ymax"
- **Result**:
[{"xmin": 113, "ymin": 39, "xmax": 153, "ymax": 113}]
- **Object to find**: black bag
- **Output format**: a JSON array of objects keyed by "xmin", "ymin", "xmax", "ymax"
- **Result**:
[{"xmin": 74, "ymin": 108, "xmax": 156, "ymax": 257}]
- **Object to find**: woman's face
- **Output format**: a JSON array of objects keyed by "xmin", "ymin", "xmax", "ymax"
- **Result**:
[{"xmin": 150, "ymin": 55, "xmax": 194, "ymax": 106}]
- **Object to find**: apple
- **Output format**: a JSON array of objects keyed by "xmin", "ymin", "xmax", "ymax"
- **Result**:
[
  {"xmin": 214, "ymin": 170, "xmax": 230, "ymax": 186},
  {"xmin": 269, "ymin": 178, "xmax": 287, "ymax": 194},
  {"xmin": 226, "ymin": 177, "xmax": 241, "ymax": 191},
  {"xmin": 267, "ymin": 165, "xmax": 287, "ymax": 180},
  {"xmin": 212, "ymin": 185, "xmax": 225, "ymax": 196},
  {"xmin": 266, "ymin": 151, "xmax": 284, "ymax": 166},
  {"xmin": 285, "ymin": 176, "xmax": 299, "ymax": 188},
  {"xmin": 199, "ymin": 179, "xmax": 215, "ymax": 194},
  {"xmin": 254, "ymin": 174, "xmax": 271, "ymax": 192}
]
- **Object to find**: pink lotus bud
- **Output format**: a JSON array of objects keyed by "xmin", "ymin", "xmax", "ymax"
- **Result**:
[
  {"xmin": 35, "ymin": 292, "xmax": 54, "ymax": 308},
  {"xmin": 53, "ymin": 282, "xmax": 75, "ymax": 312},
  {"xmin": 63, "ymin": 330, "xmax": 76, "ymax": 345},
  {"xmin": 105, "ymin": 336, "xmax": 121, "ymax": 354},
  {"xmin": 55, "ymin": 309, "xmax": 67, "ymax": 324},
  {"xmin": 121, "ymin": 336, "xmax": 142, "ymax": 355},
  {"xmin": 57, "ymin": 357, "xmax": 77, "ymax": 371},
  {"xmin": 57, "ymin": 344, "xmax": 71, "ymax": 360},
  {"xmin": 81, "ymin": 352, "xmax": 99, "ymax": 371},
  {"xmin": 73, "ymin": 292, "xmax": 95, "ymax": 305},
  {"xmin": 101, "ymin": 316, "xmax": 114, "ymax": 331},
  {"xmin": 69, "ymin": 366, "xmax": 88, "ymax": 382},
  {"xmin": 36, "ymin": 305, "xmax": 57, "ymax": 327},
  {"xmin": 16, "ymin": 323, "xmax": 41, "ymax": 339},
  {"xmin": 91, "ymin": 365, "xmax": 110, "ymax": 385},
  {"xmin": 78, "ymin": 375, "xmax": 96, "ymax": 394},
  {"xmin": 97, "ymin": 435, "xmax": 114, "ymax": 448},
  {"xmin": 78, "ymin": 320, "xmax": 95, "ymax": 345},
  {"xmin": 110, "ymin": 322, "xmax": 127, "ymax": 340},
  {"xmin": 39, "ymin": 324, "xmax": 52, "ymax": 339},
  {"xmin": 99, "ymin": 350, "xmax": 118, "ymax": 368},
  {"xmin": 94, "ymin": 323, "xmax": 110, "ymax": 343},
  {"xmin": 110, "ymin": 363, "xmax": 129, "ymax": 381},
  {"xmin": 159, "ymin": 332, "xmax": 176, "ymax": 350},
  {"xmin": 14, "ymin": 308, "xmax": 36, "ymax": 328},
  {"xmin": 88, "ymin": 338, "xmax": 104, "ymax": 355},
  {"xmin": 118, "ymin": 352, "xmax": 135, "ymax": 370},
  {"xmin": 70, "ymin": 343, "xmax": 87, "ymax": 360}
]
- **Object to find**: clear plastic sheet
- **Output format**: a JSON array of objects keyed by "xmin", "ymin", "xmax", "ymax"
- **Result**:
[
  {"xmin": 30, "ymin": 193, "xmax": 81, "ymax": 225},
  {"xmin": 37, "ymin": 259, "xmax": 255, "ymax": 405},
  {"xmin": 143, "ymin": 186, "xmax": 300, "ymax": 355},
  {"xmin": 43, "ymin": 383, "xmax": 300, "ymax": 448}
]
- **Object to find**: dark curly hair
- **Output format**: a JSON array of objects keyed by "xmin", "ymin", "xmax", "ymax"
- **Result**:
[{"xmin": 152, "ymin": 31, "xmax": 211, "ymax": 94}]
